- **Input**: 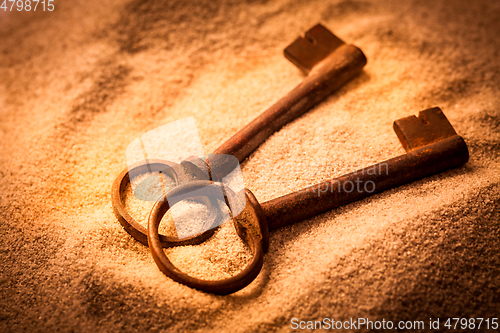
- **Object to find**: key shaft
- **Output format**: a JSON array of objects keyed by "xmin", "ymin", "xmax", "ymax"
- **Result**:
[
  {"xmin": 148, "ymin": 108, "xmax": 469, "ymax": 295},
  {"xmin": 260, "ymin": 107, "xmax": 469, "ymax": 229},
  {"xmin": 210, "ymin": 25, "xmax": 366, "ymax": 175},
  {"xmin": 214, "ymin": 44, "xmax": 366, "ymax": 162},
  {"xmin": 261, "ymin": 135, "xmax": 468, "ymax": 230}
]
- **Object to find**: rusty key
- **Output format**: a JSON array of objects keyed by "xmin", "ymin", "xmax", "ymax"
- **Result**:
[
  {"xmin": 210, "ymin": 23, "xmax": 367, "ymax": 176},
  {"xmin": 113, "ymin": 23, "xmax": 367, "ymax": 247},
  {"xmin": 148, "ymin": 107, "xmax": 469, "ymax": 294}
]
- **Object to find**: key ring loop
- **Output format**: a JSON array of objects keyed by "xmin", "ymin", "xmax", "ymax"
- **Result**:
[
  {"xmin": 148, "ymin": 181, "xmax": 268, "ymax": 295},
  {"xmin": 111, "ymin": 160, "xmax": 216, "ymax": 247}
]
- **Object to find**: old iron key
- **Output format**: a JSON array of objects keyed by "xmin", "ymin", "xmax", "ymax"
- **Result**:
[
  {"xmin": 211, "ymin": 23, "xmax": 367, "ymax": 170},
  {"xmin": 112, "ymin": 23, "xmax": 367, "ymax": 247},
  {"xmin": 148, "ymin": 107, "xmax": 469, "ymax": 294}
]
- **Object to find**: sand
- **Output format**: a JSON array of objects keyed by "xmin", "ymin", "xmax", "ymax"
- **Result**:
[{"xmin": 1, "ymin": 0, "xmax": 499, "ymax": 331}]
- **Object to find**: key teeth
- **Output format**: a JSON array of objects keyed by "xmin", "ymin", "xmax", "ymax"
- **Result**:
[
  {"xmin": 284, "ymin": 38, "xmax": 313, "ymax": 74},
  {"xmin": 284, "ymin": 23, "xmax": 345, "ymax": 74},
  {"xmin": 393, "ymin": 119, "xmax": 413, "ymax": 152},
  {"xmin": 417, "ymin": 107, "xmax": 442, "ymax": 125},
  {"xmin": 417, "ymin": 111, "xmax": 430, "ymax": 125},
  {"xmin": 305, "ymin": 24, "xmax": 345, "ymax": 47},
  {"xmin": 393, "ymin": 107, "xmax": 459, "ymax": 152}
]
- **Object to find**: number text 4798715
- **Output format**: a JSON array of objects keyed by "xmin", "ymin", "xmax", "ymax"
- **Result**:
[{"xmin": 1, "ymin": 0, "xmax": 54, "ymax": 11}]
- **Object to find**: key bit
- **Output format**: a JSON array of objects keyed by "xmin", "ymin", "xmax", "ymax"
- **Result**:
[
  {"xmin": 393, "ymin": 107, "xmax": 458, "ymax": 152},
  {"xmin": 284, "ymin": 23, "xmax": 346, "ymax": 74},
  {"xmin": 148, "ymin": 107, "xmax": 469, "ymax": 294}
]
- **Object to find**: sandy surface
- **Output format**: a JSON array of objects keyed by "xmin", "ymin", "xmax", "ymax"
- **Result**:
[{"xmin": 1, "ymin": 0, "xmax": 499, "ymax": 332}]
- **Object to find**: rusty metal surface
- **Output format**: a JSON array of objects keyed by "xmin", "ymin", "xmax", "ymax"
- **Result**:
[
  {"xmin": 111, "ymin": 21, "xmax": 469, "ymax": 295},
  {"xmin": 262, "ymin": 135, "xmax": 469, "ymax": 230},
  {"xmin": 158, "ymin": 107, "xmax": 469, "ymax": 294},
  {"xmin": 284, "ymin": 23, "xmax": 346, "ymax": 74},
  {"xmin": 212, "ymin": 24, "xmax": 367, "ymax": 169},
  {"xmin": 393, "ymin": 107, "xmax": 458, "ymax": 152},
  {"xmin": 111, "ymin": 159, "xmax": 217, "ymax": 247},
  {"xmin": 113, "ymin": 23, "xmax": 367, "ymax": 247},
  {"xmin": 262, "ymin": 108, "xmax": 468, "ymax": 230},
  {"xmin": 148, "ymin": 182, "xmax": 266, "ymax": 295},
  {"xmin": 114, "ymin": 26, "xmax": 469, "ymax": 296}
]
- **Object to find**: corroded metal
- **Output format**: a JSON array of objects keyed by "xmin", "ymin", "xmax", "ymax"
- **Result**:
[
  {"xmin": 111, "ymin": 159, "xmax": 218, "ymax": 247},
  {"xmin": 262, "ymin": 131, "xmax": 468, "ymax": 230},
  {"xmin": 263, "ymin": 108, "xmax": 469, "ymax": 230},
  {"xmin": 148, "ymin": 183, "xmax": 267, "ymax": 295},
  {"xmin": 113, "ymin": 23, "xmax": 367, "ymax": 247},
  {"xmin": 152, "ymin": 107, "xmax": 469, "ymax": 294},
  {"xmin": 211, "ymin": 24, "xmax": 367, "ymax": 175}
]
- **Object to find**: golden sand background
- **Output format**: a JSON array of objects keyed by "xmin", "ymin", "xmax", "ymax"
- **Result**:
[{"xmin": 1, "ymin": 0, "xmax": 499, "ymax": 331}]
